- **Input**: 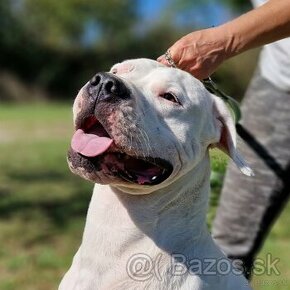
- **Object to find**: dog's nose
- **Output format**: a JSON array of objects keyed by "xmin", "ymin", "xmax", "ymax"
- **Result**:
[{"xmin": 89, "ymin": 72, "xmax": 130, "ymax": 102}]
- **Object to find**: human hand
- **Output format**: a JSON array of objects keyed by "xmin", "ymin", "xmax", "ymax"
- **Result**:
[{"xmin": 157, "ymin": 27, "xmax": 232, "ymax": 79}]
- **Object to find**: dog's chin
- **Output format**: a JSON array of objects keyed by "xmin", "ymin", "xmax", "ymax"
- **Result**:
[{"xmin": 67, "ymin": 148, "xmax": 173, "ymax": 186}]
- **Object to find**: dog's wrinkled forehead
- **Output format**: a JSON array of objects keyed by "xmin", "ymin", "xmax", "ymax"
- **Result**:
[
  {"xmin": 110, "ymin": 58, "xmax": 205, "ymax": 103},
  {"xmin": 110, "ymin": 58, "xmax": 162, "ymax": 77}
]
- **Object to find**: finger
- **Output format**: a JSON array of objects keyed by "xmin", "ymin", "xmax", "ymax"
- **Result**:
[
  {"xmin": 167, "ymin": 46, "xmax": 181, "ymax": 67},
  {"xmin": 157, "ymin": 55, "xmax": 170, "ymax": 66},
  {"xmin": 157, "ymin": 54, "xmax": 165, "ymax": 62}
]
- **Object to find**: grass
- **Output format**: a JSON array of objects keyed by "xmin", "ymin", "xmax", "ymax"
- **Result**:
[
  {"xmin": 0, "ymin": 103, "xmax": 92, "ymax": 290},
  {"xmin": 0, "ymin": 103, "xmax": 289, "ymax": 289}
]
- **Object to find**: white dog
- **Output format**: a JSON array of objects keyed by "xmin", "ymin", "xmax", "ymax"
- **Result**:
[{"xmin": 60, "ymin": 59, "xmax": 252, "ymax": 290}]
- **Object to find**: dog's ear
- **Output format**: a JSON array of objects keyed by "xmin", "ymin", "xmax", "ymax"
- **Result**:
[{"xmin": 211, "ymin": 96, "xmax": 254, "ymax": 176}]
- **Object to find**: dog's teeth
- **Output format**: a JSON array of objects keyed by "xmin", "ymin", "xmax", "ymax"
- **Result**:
[
  {"xmin": 151, "ymin": 176, "xmax": 157, "ymax": 181},
  {"xmin": 125, "ymin": 170, "xmax": 134, "ymax": 179},
  {"xmin": 127, "ymin": 172, "xmax": 133, "ymax": 178}
]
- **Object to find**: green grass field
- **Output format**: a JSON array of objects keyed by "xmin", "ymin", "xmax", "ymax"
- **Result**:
[{"xmin": 0, "ymin": 103, "xmax": 289, "ymax": 290}]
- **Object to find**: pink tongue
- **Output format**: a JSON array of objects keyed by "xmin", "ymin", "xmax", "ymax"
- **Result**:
[{"xmin": 71, "ymin": 129, "xmax": 113, "ymax": 157}]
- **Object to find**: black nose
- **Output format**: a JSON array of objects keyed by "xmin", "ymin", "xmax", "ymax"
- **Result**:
[{"xmin": 88, "ymin": 72, "xmax": 130, "ymax": 102}]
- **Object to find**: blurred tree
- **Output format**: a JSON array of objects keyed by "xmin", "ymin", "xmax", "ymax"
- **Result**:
[
  {"xmin": 170, "ymin": 0, "xmax": 251, "ymax": 13},
  {"xmin": 15, "ymin": 0, "xmax": 137, "ymax": 49},
  {"xmin": 0, "ymin": 0, "xmax": 181, "ymax": 99},
  {"xmin": 0, "ymin": 0, "xmax": 136, "ymax": 98},
  {"xmin": 0, "ymin": 0, "xmax": 256, "ymax": 101},
  {"xmin": 222, "ymin": 0, "xmax": 251, "ymax": 12}
]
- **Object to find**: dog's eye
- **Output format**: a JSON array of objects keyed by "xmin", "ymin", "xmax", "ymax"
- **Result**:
[{"xmin": 159, "ymin": 92, "xmax": 180, "ymax": 104}]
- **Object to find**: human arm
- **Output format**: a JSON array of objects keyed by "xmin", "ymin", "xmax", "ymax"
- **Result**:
[{"xmin": 157, "ymin": 0, "xmax": 290, "ymax": 79}]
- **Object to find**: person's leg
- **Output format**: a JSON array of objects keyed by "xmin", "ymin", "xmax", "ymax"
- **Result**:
[{"xmin": 212, "ymin": 68, "xmax": 290, "ymax": 279}]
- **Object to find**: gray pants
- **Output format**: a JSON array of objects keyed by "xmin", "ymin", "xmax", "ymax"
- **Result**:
[{"xmin": 212, "ymin": 68, "xmax": 290, "ymax": 279}]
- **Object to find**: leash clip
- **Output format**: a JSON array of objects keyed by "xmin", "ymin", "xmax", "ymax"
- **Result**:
[{"xmin": 202, "ymin": 77, "xmax": 241, "ymax": 124}]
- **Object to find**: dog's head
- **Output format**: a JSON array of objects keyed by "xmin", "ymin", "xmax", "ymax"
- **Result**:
[{"xmin": 68, "ymin": 58, "xmax": 252, "ymax": 191}]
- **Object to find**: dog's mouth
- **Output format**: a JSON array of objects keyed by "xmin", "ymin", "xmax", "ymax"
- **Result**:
[{"xmin": 70, "ymin": 116, "xmax": 172, "ymax": 185}]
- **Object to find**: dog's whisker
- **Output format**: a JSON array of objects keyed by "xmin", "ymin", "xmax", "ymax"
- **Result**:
[{"xmin": 128, "ymin": 112, "xmax": 153, "ymax": 157}]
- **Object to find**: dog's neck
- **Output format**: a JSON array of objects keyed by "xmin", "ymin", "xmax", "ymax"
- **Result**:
[
  {"xmin": 85, "ymin": 153, "xmax": 214, "ymax": 257},
  {"xmin": 63, "ymin": 153, "xmax": 235, "ymax": 290}
]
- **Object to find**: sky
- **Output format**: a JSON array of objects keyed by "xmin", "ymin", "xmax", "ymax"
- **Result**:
[{"xmin": 137, "ymin": 0, "xmax": 236, "ymax": 28}]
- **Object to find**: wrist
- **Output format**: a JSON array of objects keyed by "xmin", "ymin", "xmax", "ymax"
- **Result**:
[{"xmin": 216, "ymin": 22, "xmax": 245, "ymax": 60}]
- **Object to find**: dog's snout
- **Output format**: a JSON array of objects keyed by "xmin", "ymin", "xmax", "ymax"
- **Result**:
[{"xmin": 89, "ymin": 72, "xmax": 130, "ymax": 102}]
